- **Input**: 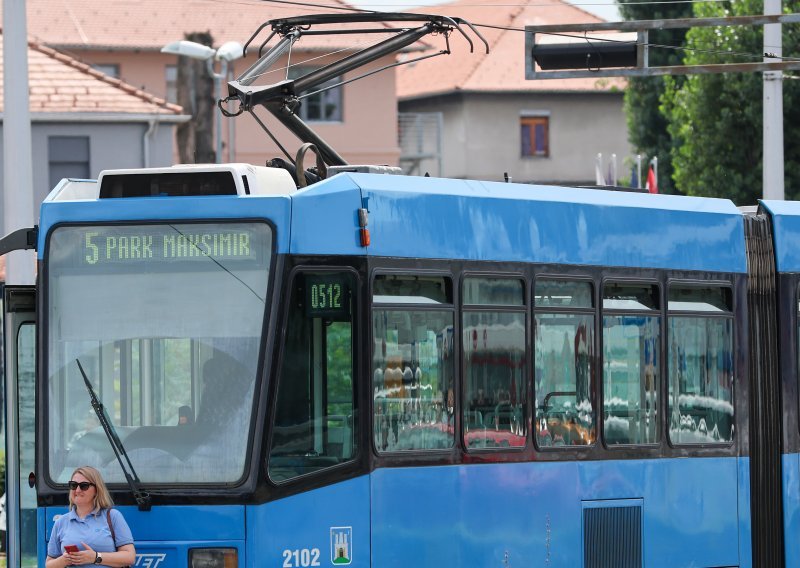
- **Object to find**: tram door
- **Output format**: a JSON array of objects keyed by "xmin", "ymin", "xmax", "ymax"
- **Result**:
[{"xmin": 3, "ymin": 286, "xmax": 36, "ymax": 568}]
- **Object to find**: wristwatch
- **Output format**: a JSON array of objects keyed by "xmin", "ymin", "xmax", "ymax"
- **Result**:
[{"xmin": 94, "ymin": 552, "xmax": 103, "ymax": 564}]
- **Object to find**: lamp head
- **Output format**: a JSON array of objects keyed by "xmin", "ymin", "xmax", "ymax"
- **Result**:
[
  {"xmin": 215, "ymin": 41, "xmax": 245, "ymax": 62},
  {"xmin": 161, "ymin": 40, "xmax": 216, "ymax": 60}
]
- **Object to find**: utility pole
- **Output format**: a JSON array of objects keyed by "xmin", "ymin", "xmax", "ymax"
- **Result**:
[
  {"xmin": 763, "ymin": 0, "xmax": 784, "ymax": 200},
  {"xmin": 2, "ymin": 4, "xmax": 35, "ymax": 568},
  {"xmin": 3, "ymin": 0, "xmax": 36, "ymax": 282}
]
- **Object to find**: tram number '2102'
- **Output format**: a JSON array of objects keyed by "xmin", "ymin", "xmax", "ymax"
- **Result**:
[{"xmin": 282, "ymin": 548, "xmax": 321, "ymax": 567}]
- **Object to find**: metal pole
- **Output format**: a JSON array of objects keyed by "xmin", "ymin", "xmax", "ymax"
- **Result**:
[
  {"xmin": 3, "ymin": 3, "xmax": 36, "ymax": 563},
  {"xmin": 637, "ymin": 154, "xmax": 642, "ymax": 189},
  {"xmin": 763, "ymin": 0, "xmax": 784, "ymax": 200},
  {"xmin": 206, "ymin": 58, "xmax": 224, "ymax": 164},
  {"xmin": 3, "ymin": 0, "xmax": 36, "ymax": 286},
  {"xmin": 652, "ymin": 156, "xmax": 658, "ymax": 191},
  {"xmin": 611, "ymin": 153, "xmax": 617, "ymax": 186},
  {"xmin": 3, "ymin": 315, "xmax": 20, "ymax": 568},
  {"xmin": 436, "ymin": 112, "xmax": 443, "ymax": 177},
  {"xmin": 227, "ymin": 65, "xmax": 236, "ymax": 162},
  {"xmin": 217, "ymin": 61, "xmax": 226, "ymax": 164},
  {"xmin": 596, "ymin": 153, "xmax": 603, "ymax": 185}
]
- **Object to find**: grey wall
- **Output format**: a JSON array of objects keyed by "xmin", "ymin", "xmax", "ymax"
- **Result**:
[
  {"xmin": 0, "ymin": 120, "xmax": 175, "ymax": 235},
  {"xmin": 400, "ymin": 91, "xmax": 632, "ymax": 185}
]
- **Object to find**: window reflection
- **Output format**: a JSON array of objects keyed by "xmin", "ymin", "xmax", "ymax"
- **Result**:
[
  {"xmin": 463, "ymin": 278, "xmax": 524, "ymax": 306},
  {"xmin": 463, "ymin": 312, "xmax": 526, "ymax": 449},
  {"xmin": 534, "ymin": 279, "xmax": 595, "ymax": 448},
  {"xmin": 535, "ymin": 313, "xmax": 595, "ymax": 447},
  {"xmin": 603, "ymin": 315, "xmax": 660, "ymax": 445},
  {"xmin": 668, "ymin": 317, "xmax": 733, "ymax": 444},
  {"xmin": 373, "ymin": 310, "xmax": 454, "ymax": 452}
]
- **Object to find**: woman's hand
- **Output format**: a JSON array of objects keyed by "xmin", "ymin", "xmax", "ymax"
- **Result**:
[{"xmin": 64, "ymin": 542, "xmax": 96, "ymax": 565}]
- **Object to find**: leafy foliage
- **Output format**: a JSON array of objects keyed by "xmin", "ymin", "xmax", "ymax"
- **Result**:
[
  {"xmin": 660, "ymin": 0, "xmax": 800, "ymax": 204},
  {"xmin": 326, "ymin": 322, "xmax": 354, "ymax": 418}
]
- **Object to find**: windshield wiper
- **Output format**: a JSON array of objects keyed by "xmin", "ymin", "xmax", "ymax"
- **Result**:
[{"xmin": 76, "ymin": 359, "xmax": 151, "ymax": 511}]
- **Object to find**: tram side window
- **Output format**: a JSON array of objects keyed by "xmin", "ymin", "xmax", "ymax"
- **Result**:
[
  {"xmin": 463, "ymin": 277, "xmax": 527, "ymax": 450},
  {"xmin": 534, "ymin": 279, "xmax": 596, "ymax": 448},
  {"xmin": 268, "ymin": 272, "xmax": 358, "ymax": 483},
  {"xmin": 668, "ymin": 285, "xmax": 734, "ymax": 444},
  {"xmin": 373, "ymin": 275, "xmax": 455, "ymax": 452},
  {"xmin": 602, "ymin": 283, "xmax": 660, "ymax": 446}
]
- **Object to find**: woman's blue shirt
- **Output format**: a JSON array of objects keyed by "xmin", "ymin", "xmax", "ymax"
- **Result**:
[{"xmin": 47, "ymin": 508, "xmax": 133, "ymax": 564}]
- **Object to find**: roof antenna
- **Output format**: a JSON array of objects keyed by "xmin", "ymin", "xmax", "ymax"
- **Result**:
[{"xmin": 504, "ymin": 172, "xmax": 511, "ymax": 183}]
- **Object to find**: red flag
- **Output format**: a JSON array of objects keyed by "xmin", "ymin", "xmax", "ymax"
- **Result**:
[{"xmin": 646, "ymin": 165, "xmax": 658, "ymax": 194}]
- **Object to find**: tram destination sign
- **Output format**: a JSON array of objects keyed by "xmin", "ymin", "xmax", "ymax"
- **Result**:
[{"xmin": 70, "ymin": 224, "xmax": 264, "ymax": 266}]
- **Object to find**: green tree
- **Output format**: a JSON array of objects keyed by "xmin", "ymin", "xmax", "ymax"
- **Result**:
[
  {"xmin": 619, "ymin": 0, "xmax": 693, "ymax": 194},
  {"xmin": 661, "ymin": 0, "xmax": 800, "ymax": 204}
]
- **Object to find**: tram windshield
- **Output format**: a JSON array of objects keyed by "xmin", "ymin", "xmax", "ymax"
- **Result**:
[{"xmin": 45, "ymin": 222, "xmax": 272, "ymax": 485}]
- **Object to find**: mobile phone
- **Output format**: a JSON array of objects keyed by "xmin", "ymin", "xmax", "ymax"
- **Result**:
[{"xmin": 64, "ymin": 545, "xmax": 79, "ymax": 553}]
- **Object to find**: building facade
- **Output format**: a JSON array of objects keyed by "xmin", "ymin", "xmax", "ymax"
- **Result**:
[
  {"xmin": 20, "ymin": 0, "xmax": 403, "ymax": 167},
  {"xmin": 397, "ymin": 0, "xmax": 632, "ymax": 185},
  {"xmin": 0, "ymin": 37, "xmax": 187, "ymax": 235}
]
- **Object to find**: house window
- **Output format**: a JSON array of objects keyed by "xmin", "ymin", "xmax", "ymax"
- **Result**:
[
  {"xmin": 91, "ymin": 63, "xmax": 119, "ymax": 78},
  {"xmin": 165, "ymin": 65, "xmax": 177, "ymax": 104},
  {"xmin": 288, "ymin": 65, "xmax": 343, "ymax": 122},
  {"xmin": 521, "ymin": 115, "xmax": 549, "ymax": 157},
  {"xmin": 48, "ymin": 136, "xmax": 90, "ymax": 189}
]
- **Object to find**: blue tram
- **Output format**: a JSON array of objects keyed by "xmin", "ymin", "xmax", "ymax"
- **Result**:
[
  {"xmin": 0, "ymin": 11, "xmax": 795, "ymax": 568},
  {"xmin": 0, "ymin": 166, "xmax": 783, "ymax": 567}
]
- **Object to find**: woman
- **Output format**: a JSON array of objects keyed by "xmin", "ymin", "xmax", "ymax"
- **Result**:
[{"xmin": 46, "ymin": 466, "xmax": 136, "ymax": 567}]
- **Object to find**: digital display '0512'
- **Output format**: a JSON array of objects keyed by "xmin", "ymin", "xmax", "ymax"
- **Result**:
[
  {"xmin": 80, "ymin": 225, "xmax": 260, "ymax": 265},
  {"xmin": 305, "ymin": 275, "xmax": 351, "ymax": 320}
]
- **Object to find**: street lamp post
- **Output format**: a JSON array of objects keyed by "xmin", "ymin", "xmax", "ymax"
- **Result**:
[{"xmin": 161, "ymin": 40, "xmax": 244, "ymax": 164}]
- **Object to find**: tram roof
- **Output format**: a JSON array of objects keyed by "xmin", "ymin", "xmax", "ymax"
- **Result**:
[
  {"xmin": 293, "ymin": 173, "xmax": 747, "ymax": 273},
  {"xmin": 39, "ymin": 171, "xmax": 747, "ymax": 273}
]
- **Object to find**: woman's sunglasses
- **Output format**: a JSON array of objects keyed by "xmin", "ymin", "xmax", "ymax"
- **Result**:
[{"xmin": 68, "ymin": 481, "xmax": 95, "ymax": 491}]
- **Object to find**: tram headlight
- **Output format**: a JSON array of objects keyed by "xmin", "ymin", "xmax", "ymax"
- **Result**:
[{"xmin": 189, "ymin": 547, "xmax": 238, "ymax": 568}]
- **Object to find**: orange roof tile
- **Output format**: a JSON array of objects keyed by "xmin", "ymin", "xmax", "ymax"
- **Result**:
[
  {"xmin": 398, "ymin": 0, "xmax": 626, "ymax": 98},
  {"xmin": 15, "ymin": 0, "xmax": 383, "ymax": 52},
  {"xmin": 0, "ymin": 35, "xmax": 183, "ymax": 115}
]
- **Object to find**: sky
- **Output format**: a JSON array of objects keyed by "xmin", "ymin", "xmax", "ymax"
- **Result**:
[{"xmin": 348, "ymin": 0, "xmax": 621, "ymax": 22}]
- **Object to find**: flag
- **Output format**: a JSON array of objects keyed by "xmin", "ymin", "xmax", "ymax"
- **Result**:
[
  {"xmin": 595, "ymin": 154, "xmax": 604, "ymax": 185},
  {"xmin": 646, "ymin": 165, "xmax": 658, "ymax": 194},
  {"xmin": 630, "ymin": 165, "xmax": 639, "ymax": 189},
  {"xmin": 606, "ymin": 154, "xmax": 617, "ymax": 186}
]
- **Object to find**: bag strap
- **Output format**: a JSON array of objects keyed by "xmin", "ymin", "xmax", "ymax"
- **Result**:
[
  {"xmin": 106, "ymin": 509, "xmax": 131, "ymax": 568},
  {"xmin": 106, "ymin": 509, "xmax": 116, "ymax": 546}
]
